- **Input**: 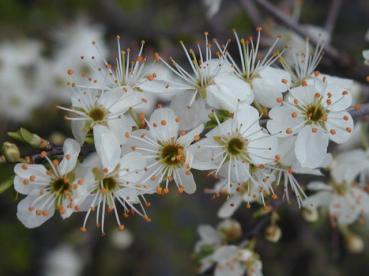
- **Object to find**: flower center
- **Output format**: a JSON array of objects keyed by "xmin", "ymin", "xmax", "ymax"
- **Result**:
[
  {"xmin": 89, "ymin": 106, "xmax": 107, "ymax": 122},
  {"xmin": 227, "ymin": 137, "xmax": 245, "ymax": 155},
  {"xmin": 160, "ymin": 143, "xmax": 185, "ymax": 166},
  {"xmin": 305, "ymin": 104, "xmax": 325, "ymax": 122},
  {"xmin": 102, "ymin": 177, "xmax": 118, "ymax": 191},
  {"xmin": 51, "ymin": 178, "xmax": 70, "ymax": 194}
]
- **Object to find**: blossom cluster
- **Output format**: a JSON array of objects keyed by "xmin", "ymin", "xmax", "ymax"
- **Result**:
[
  {"xmin": 194, "ymin": 219, "xmax": 262, "ymax": 276},
  {"xmin": 10, "ymin": 26, "xmax": 368, "ymax": 275}
]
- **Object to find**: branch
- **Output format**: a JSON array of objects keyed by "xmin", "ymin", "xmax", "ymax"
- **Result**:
[
  {"xmin": 254, "ymin": 0, "xmax": 353, "ymax": 67},
  {"xmin": 324, "ymin": 0, "xmax": 343, "ymax": 36},
  {"xmin": 94, "ymin": 0, "xmax": 201, "ymax": 39},
  {"xmin": 240, "ymin": 0, "xmax": 263, "ymax": 27}
]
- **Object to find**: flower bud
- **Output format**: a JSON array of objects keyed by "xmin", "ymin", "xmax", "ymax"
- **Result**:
[
  {"xmin": 265, "ymin": 224, "xmax": 282, "ymax": 243},
  {"xmin": 302, "ymin": 207, "xmax": 318, "ymax": 222},
  {"xmin": 50, "ymin": 133, "xmax": 65, "ymax": 145},
  {"xmin": 345, "ymin": 233, "xmax": 364, "ymax": 254},
  {"xmin": 217, "ymin": 219, "xmax": 242, "ymax": 241},
  {"xmin": 2, "ymin": 142, "xmax": 21, "ymax": 163}
]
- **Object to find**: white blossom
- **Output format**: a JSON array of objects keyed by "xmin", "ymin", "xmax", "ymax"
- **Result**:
[
  {"xmin": 14, "ymin": 139, "xmax": 82, "ymax": 228},
  {"xmin": 190, "ymin": 104, "xmax": 278, "ymax": 192},
  {"xmin": 267, "ymin": 78, "xmax": 353, "ymax": 168},
  {"xmin": 124, "ymin": 107, "xmax": 203, "ymax": 194}
]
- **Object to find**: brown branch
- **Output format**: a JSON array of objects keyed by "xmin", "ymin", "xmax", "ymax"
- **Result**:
[
  {"xmin": 324, "ymin": 0, "xmax": 343, "ymax": 36},
  {"xmin": 94, "ymin": 0, "xmax": 201, "ymax": 39},
  {"xmin": 240, "ymin": 0, "xmax": 263, "ymax": 27},
  {"xmin": 254, "ymin": 0, "xmax": 353, "ymax": 67}
]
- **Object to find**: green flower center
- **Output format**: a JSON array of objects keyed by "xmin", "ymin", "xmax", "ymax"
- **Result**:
[
  {"xmin": 89, "ymin": 106, "xmax": 107, "ymax": 122},
  {"xmin": 305, "ymin": 104, "xmax": 325, "ymax": 122},
  {"xmin": 102, "ymin": 177, "xmax": 118, "ymax": 191},
  {"xmin": 160, "ymin": 144, "xmax": 185, "ymax": 166},
  {"xmin": 51, "ymin": 178, "xmax": 70, "ymax": 194},
  {"xmin": 227, "ymin": 137, "xmax": 245, "ymax": 155}
]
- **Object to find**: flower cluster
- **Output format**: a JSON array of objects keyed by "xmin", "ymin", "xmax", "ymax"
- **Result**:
[
  {"xmin": 194, "ymin": 219, "xmax": 262, "ymax": 276},
  {"xmin": 12, "ymin": 28, "xmax": 359, "ymax": 237}
]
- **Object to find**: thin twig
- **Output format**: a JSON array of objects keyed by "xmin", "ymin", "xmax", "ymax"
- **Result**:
[
  {"xmin": 324, "ymin": 0, "xmax": 343, "ymax": 36},
  {"xmin": 254, "ymin": 0, "xmax": 352, "ymax": 67},
  {"xmin": 240, "ymin": 0, "xmax": 263, "ymax": 27}
]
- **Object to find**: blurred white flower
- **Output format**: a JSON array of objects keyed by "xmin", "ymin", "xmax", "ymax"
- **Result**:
[
  {"xmin": 43, "ymin": 245, "xmax": 83, "ymax": 276},
  {"xmin": 0, "ymin": 40, "xmax": 48, "ymax": 121},
  {"xmin": 51, "ymin": 19, "xmax": 108, "ymax": 100},
  {"xmin": 203, "ymin": 0, "xmax": 222, "ymax": 18},
  {"xmin": 212, "ymin": 245, "xmax": 263, "ymax": 276},
  {"xmin": 111, "ymin": 228, "xmax": 134, "ymax": 249},
  {"xmin": 304, "ymin": 180, "xmax": 369, "ymax": 225}
]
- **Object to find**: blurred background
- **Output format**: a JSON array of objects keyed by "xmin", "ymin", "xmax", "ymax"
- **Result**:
[{"xmin": 1, "ymin": 0, "xmax": 369, "ymax": 275}]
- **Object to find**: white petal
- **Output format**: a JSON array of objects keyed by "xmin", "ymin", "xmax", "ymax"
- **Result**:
[
  {"xmin": 71, "ymin": 120, "xmax": 88, "ymax": 144},
  {"xmin": 218, "ymin": 195, "xmax": 242, "ymax": 218},
  {"xmin": 198, "ymin": 225, "xmax": 221, "ymax": 244},
  {"xmin": 212, "ymin": 245, "xmax": 238, "ymax": 262},
  {"xmin": 149, "ymin": 108, "xmax": 179, "ymax": 141},
  {"xmin": 174, "ymin": 167, "xmax": 196, "ymax": 194},
  {"xmin": 329, "ymin": 195, "xmax": 360, "ymax": 225},
  {"xmin": 170, "ymin": 93, "xmax": 210, "ymax": 131},
  {"xmin": 58, "ymin": 138, "xmax": 81, "ymax": 175},
  {"xmin": 177, "ymin": 124, "xmax": 204, "ymax": 146},
  {"xmin": 188, "ymin": 138, "xmax": 223, "ymax": 170},
  {"xmin": 17, "ymin": 191, "xmax": 55, "ymax": 228},
  {"xmin": 267, "ymin": 105, "xmax": 304, "ymax": 136},
  {"xmin": 303, "ymin": 191, "xmax": 332, "ymax": 209},
  {"xmin": 252, "ymin": 66, "xmax": 290, "ymax": 108},
  {"xmin": 235, "ymin": 104, "xmax": 261, "ymax": 137},
  {"xmin": 14, "ymin": 176, "xmax": 38, "ymax": 195},
  {"xmin": 307, "ymin": 181, "xmax": 331, "ymax": 191},
  {"xmin": 295, "ymin": 125, "xmax": 329, "ymax": 168},
  {"xmin": 14, "ymin": 163, "xmax": 49, "ymax": 181},
  {"xmin": 323, "ymin": 84, "xmax": 352, "ymax": 111},
  {"xmin": 107, "ymin": 114, "xmax": 135, "ymax": 145},
  {"xmin": 289, "ymin": 82, "xmax": 318, "ymax": 105},
  {"xmin": 326, "ymin": 111, "xmax": 353, "ymax": 144},
  {"xmin": 119, "ymin": 152, "xmax": 146, "ymax": 183},
  {"xmin": 93, "ymin": 125, "xmax": 121, "ymax": 172},
  {"xmin": 248, "ymin": 133, "xmax": 278, "ymax": 165}
]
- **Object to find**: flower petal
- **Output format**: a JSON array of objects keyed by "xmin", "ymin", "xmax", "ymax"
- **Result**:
[
  {"xmin": 93, "ymin": 125, "xmax": 121, "ymax": 172},
  {"xmin": 295, "ymin": 125, "xmax": 329, "ymax": 168},
  {"xmin": 218, "ymin": 195, "xmax": 242, "ymax": 218},
  {"xmin": 149, "ymin": 108, "xmax": 179, "ymax": 141},
  {"xmin": 58, "ymin": 138, "xmax": 81, "ymax": 176}
]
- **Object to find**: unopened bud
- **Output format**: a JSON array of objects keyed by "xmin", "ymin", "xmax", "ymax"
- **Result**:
[
  {"xmin": 217, "ymin": 219, "xmax": 242, "ymax": 241},
  {"xmin": 50, "ymin": 132, "xmax": 65, "ymax": 145},
  {"xmin": 265, "ymin": 224, "xmax": 282, "ymax": 243},
  {"xmin": 302, "ymin": 207, "xmax": 318, "ymax": 222},
  {"xmin": 345, "ymin": 233, "xmax": 364, "ymax": 254},
  {"xmin": 2, "ymin": 142, "xmax": 21, "ymax": 163}
]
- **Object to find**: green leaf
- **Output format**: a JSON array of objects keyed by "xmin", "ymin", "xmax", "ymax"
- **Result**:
[
  {"xmin": 19, "ymin": 128, "xmax": 34, "ymax": 142},
  {"xmin": 8, "ymin": 128, "xmax": 46, "ymax": 148},
  {"xmin": 7, "ymin": 131, "xmax": 23, "ymax": 142},
  {"xmin": 0, "ymin": 177, "xmax": 14, "ymax": 194}
]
